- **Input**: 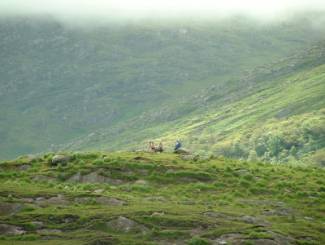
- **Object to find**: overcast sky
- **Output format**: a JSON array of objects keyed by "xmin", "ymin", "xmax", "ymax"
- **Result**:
[{"xmin": 0, "ymin": 0, "xmax": 325, "ymax": 22}]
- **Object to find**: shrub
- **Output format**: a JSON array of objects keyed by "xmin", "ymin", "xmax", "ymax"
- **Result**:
[
  {"xmin": 93, "ymin": 159, "xmax": 105, "ymax": 166},
  {"xmin": 188, "ymin": 236, "xmax": 210, "ymax": 245}
]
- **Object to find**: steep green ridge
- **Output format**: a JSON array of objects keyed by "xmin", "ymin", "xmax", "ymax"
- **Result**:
[
  {"xmin": 0, "ymin": 152, "xmax": 324, "ymax": 244},
  {"xmin": 62, "ymin": 42, "xmax": 325, "ymax": 166},
  {"xmin": 1, "ymin": 15, "xmax": 325, "ymax": 159}
]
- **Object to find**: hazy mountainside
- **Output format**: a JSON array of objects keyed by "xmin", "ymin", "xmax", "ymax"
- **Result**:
[
  {"xmin": 0, "ymin": 152, "xmax": 324, "ymax": 244},
  {"xmin": 62, "ymin": 42, "xmax": 325, "ymax": 166},
  {"xmin": 1, "ymin": 15, "xmax": 325, "ymax": 159}
]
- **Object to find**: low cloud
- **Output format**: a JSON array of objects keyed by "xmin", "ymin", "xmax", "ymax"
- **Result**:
[{"xmin": 0, "ymin": 0, "xmax": 325, "ymax": 24}]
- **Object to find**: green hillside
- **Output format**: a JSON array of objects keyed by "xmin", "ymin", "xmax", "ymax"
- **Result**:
[
  {"xmin": 0, "ymin": 152, "xmax": 324, "ymax": 244},
  {"xmin": 1, "ymin": 15, "xmax": 325, "ymax": 160},
  {"xmin": 62, "ymin": 42, "xmax": 325, "ymax": 166}
]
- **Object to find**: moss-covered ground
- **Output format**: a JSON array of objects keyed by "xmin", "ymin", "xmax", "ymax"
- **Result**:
[{"xmin": 0, "ymin": 152, "xmax": 324, "ymax": 244}]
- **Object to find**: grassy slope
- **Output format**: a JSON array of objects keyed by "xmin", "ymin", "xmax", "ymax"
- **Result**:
[
  {"xmin": 158, "ymin": 64, "xmax": 325, "ymax": 164},
  {"xmin": 67, "ymin": 43, "xmax": 325, "ymax": 166},
  {"xmin": 0, "ymin": 152, "xmax": 324, "ymax": 244},
  {"xmin": 1, "ymin": 15, "xmax": 325, "ymax": 159}
]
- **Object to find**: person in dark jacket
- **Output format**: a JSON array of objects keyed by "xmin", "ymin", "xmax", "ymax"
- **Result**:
[{"xmin": 174, "ymin": 140, "xmax": 182, "ymax": 151}]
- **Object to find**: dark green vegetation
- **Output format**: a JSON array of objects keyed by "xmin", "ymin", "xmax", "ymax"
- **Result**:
[
  {"xmin": 0, "ymin": 152, "xmax": 324, "ymax": 244},
  {"xmin": 0, "ymin": 15, "xmax": 325, "ymax": 162}
]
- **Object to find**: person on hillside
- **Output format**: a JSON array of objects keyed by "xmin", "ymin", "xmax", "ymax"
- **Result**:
[
  {"xmin": 149, "ymin": 141, "xmax": 156, "ymax": 152},
  {"xmin": 174, "ymin": 140, "xmax": 182, "ymax": 151},
  {"xmin": 156, "ymin": 142, "xmax": 164, "ymax": 153}
]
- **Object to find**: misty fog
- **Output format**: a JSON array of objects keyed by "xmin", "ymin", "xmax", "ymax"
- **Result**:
[{"xmin": 0, "ymin": 0, "xmax": 325, "ymax": 26}]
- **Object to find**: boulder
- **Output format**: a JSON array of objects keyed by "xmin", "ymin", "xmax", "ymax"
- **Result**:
[
  {"xmin": 203, "ymin": 211, "xmax": 229, "ymax": 219},
  {"xmin": 180, "ymin": 154, "xmax": 199, "ymax": 161},
  {"xmin": 21, "ymin": 198, "xmax": 34, "ymax": 203},
  {"xmin": 37, "ymin": 229, "xmax": 62, "ymax": 234},
  {"xmin": 236, "ymin": 215, "xmax": 269, "ymax": 227},
  {"xmin": 96, "ymin": 197, "xmax": 125, "ymax": 206},
  {"xmin": 213, "ymin": 233, "xmax": 244, "ymax": 245},
  {"xmin": 46, "ymin": 195, "xmax": 69, "ymax": 206},
  {"xmin": 134, "ymin": 179, "xmax": 147, "ymax": 185},
  {"xmin": 68, "ymin": 171, "xmax": 123, "ymax": 185},
  {"xmin": 74, "ymin": 197, "xmax": 93, "ymax": 204},
  {"xmin": 94, "ymin": 189, "xmax": 104, "ymax": 194},
  {"xmin": 51, "ymin": 155, "xmax": 72, "ymax": 166},
  {"xmin": 0, "ymin": 224, "xmax": 26, "ymax": 235},
  {"xmin": 106, "ymin": 216, "xmax": 148, "ymax": 234},
  {"xmin": 0, "ymin": 202, "xmax": 22, "ymax": 216},
  {"xmin": 33, "ymin": 175, "xmax": 56, "ymax": 182},
  {"xmin": 151, "ymin": 212, "xmax": 165, "ymax": 217},
  {"xmin": 144, "ymin": 196, "xmax": 167, "ymax": 202},
  {"xmin": 35, "ymin": 195, "xmax": 69, "ymax": 207},
  {"xmin": 82, "ymin": 171, "xmax": 107, "ymax": 183},
  {"xmin": 68, "ymin": 172, "xmax": 82, "ymax": 182},
  {"xmin": 263, "ymin": 208, "xmax": 293, "ymax": 216},
  {"xmin": 19, "ymin": 164, "xmax": 31, "ymax": 171}
]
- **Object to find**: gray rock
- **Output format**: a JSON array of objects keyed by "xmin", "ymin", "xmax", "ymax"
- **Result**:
[
  {"xmin": 96, "ymin": 197, "xmax": 125, "ymax": 206},
  {"xmin": 203, "ymin": 211, "xmax": 229, "ymax": 219},
  {"xmin": 263, "ymin": 208, "xmax": 293, "ymax": 216},
  {"xmin": 213, "ymin": 233, "xmax": 244, "ymax": 244},
  {"xmin": 19, "ymin": 164, "xmax": 31, "ymax": 171},
  {"xmin": 68, "ymin": 171, "xmax": 123, "ymax": 185},
  {"xmin": 106, "ymin": 216, "xmax": 148, "ymax": 234},
  {"xmin": 21, "ymin": 198, "xmax": 34, "ymax": 203},
  {"xmin": 151, "ymin": 212, "xmax": 165, "ymax": 217},
  {"xmin": 144, "ymin": 196, "xmax": 167, "ymax": 202},
  {"xmin": 51, "ymin": 155, "xmax": 72, "ymax": 166},
  {"xmin": 37, "ymin": 229, "xmax": 62, "ymax": 234},
  {"xmin": 0, "ymin": 224, "xmax": 26, "ymax": 235},
  {"xmin": 134, "ymin": 179, "xmax": 147, "ymax": 185},
  {"xmin": 33, "ymin": 175, "xmax": 56, "ymax": 182},
  {"xmin": 83, "ymin": 171, "xmax": 107, "ymax": 183},
  {"xmin": 35, "ymin": 197, "xmax": 45, "ymax": 202},
  {"xmin": 0, "ymin": 202, "xmax": 22, "ymax": 216},
  {"xmin": 46, "ymin": 195, "xmax": 69, "ymax": 205},
  {"xmin": 93, "ymin": 189, "xmax": 104, "ymax": 194},
  {"xmin": 74, "ymin": 197, "xmax": 93, "ymax": 204},
  {"xmin": 68, "ymin": 172, "xmax": 82, "ymax": 182},
  {"xmin": 237, "ymin": 215, "xmax": 269, "ymax": 226},
  {"xmin": 36, "ymin": 195, "xmax": 69, "ymax": 207}
]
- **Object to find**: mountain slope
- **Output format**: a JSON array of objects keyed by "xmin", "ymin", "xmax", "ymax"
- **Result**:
[
  {"xmin": 1, "ymin": 15, "xmax": 325, "ymax": 159},
  {"xmin": 63, "ymin": 42, "xmax": 325, "ymax": 166},
  {"xmin": 0, "ymin": 152, "xmax": 324, "ymax": 244}
]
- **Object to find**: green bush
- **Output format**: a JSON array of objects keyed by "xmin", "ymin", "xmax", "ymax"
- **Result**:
[{"xmin": 188, "ymin": 237, "xmax": 210, "ymax": 245}]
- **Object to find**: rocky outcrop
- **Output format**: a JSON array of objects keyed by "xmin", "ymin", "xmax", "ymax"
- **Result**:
[
  {"xmin": 35, "ymin": 195, "xmax": 69, "ymax": 207},
  {"xmin": 68, "ymin": 171, "xmax": 123, "ymax": 185},
  {"xmin": 37, "ymin": 229, "xmax": 62, "ymax": 234},
  {"xmin": 96, "ymin": 197, "xmax": 125, "ymax": 206},
  {"xmin": 212, "ymin": 231, "xmax": 294, "ymax": 245},
  {"xmin": 0, "ymin": 202, "xmax": 22, "ymax": 216},
  {"xmin": 51, "ymin": 155, "xmax": 72, "ymax": 166},
  {"xmin": 0, "ymin": 224, "xmax": 26, "ymax": 235},
  {"xmin": 106, "ymin": 216, "xmax": 149, "ymax": 234}
]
